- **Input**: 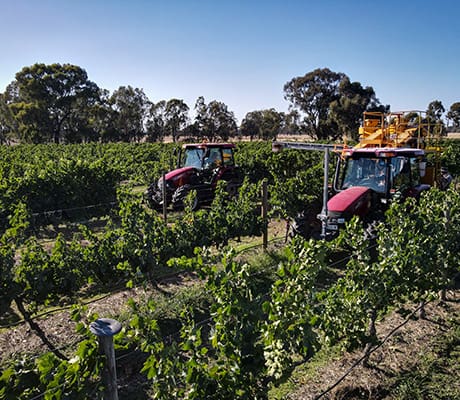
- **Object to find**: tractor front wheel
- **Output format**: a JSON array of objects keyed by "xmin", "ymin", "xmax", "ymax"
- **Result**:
[{"xmin": 289, "ymin": 209, "xmax": 322, "ymax": 240}]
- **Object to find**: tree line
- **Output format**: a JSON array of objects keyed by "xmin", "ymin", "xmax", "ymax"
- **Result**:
[{"xmin": 1, "ymin": 63, "xmax": 459, "ymax": 144}]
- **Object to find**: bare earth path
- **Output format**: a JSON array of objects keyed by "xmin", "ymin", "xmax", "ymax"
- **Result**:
[{"xmin": 285, "ymin": 293, "xmax": 460, "ymax": 399}]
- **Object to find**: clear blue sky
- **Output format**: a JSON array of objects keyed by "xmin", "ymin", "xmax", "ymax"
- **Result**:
[{"xmin": 1, "ymin": 0, "xmax": 459, "ymax": 123}]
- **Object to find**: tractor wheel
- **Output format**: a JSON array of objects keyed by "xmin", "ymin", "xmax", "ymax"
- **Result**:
[
  {"xmin": 289, "ymin": 210, "xmax": 321, "ymax": 240},
  {"xmin": 143, "ymin": 185, "xmax": 163, "ymax": 210},
  {"xmin": 172, "ymin": 185, "xmax": 199, "ymax": 211}
]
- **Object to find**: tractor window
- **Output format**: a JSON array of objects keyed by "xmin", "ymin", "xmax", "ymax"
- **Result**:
[
  {"xmin": 391, "ymin": 157, "xmax": 410, "ymax": 189},
  {"xmin": 204, "ymin": 148, "xmax": 223, "ymax": 169},
  {"xmin": 341, "ymin": 157, "xmax": 386, "ymax": 193},
  {"xmin": 222, "ymin": 148, "xmax": 234, "ymax": 166},
  {"xmin": 183, "ymin": 148, "xmax": 205, "ymax": 169}
]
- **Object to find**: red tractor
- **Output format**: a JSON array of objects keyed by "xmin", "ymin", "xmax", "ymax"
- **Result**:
[
  {"xmin": 274, "ymin": 111, "xmax": 451, "ymax": 239},
  {"xmin": 144, "ymin": 143, "xmax": 242, "ymax": 210}
]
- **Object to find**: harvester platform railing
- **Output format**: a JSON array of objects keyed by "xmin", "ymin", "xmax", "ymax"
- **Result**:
[{"xmin": 357, "ymin": 110, "xmax": 443, "ymax": 149}]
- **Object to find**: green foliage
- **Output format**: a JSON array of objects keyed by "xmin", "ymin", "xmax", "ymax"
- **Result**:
[
  {"xmin": 283, "ymin": 68, "xmax": 384, "ymax": 140},
  {"xmin": 194, "ymin": 96, "xmax": 237, "ymax": 142},
  {"xmin": 110, "ymin": 86, "xmax": 152, "ymax": 142},
  {"xmin": 270, "ymin": 163, "xmax": 323, "ymax": 218},
  {"xmin": 262, "ymin": 238, "xmax": 327, "ymax": 379},
  {"xmin": 240, "ymin": 109, "xmax": 284, "ymax": 140},
  {"xmin": 136, "ymin": 249, "xmax": 268, "ymax": 399},
  {"xmin": 234, "ymin": 142, "xmax": 273, "ymax": 183},
  {"xmin": 0, "ymin": 333, "xmax": 102, "ymax": 400},
  {"xmin": 441, "ymin": 140, "xmax": 460, "ymax": 175},
  {"xmin": 236, "ymin": 143, "xmax": 325, "ymax": 219},
  {"xmin": 447, "ymin": 102, "xmax": 460, "ymax": 129},
  {"xmin": 6, "ymin": 63, "xmax": 100, "ymax": 143},
  {"xmin": 0, "ymin": 170, "xmax": 265, "ymax": 318},
  {"xmin": 0, "ymin": 142, "xmax": 178, "ymax": 233},
  {"xmin": 0, "ymin": 232, "xmax": 16, "ymax": 315},
  {"xmin": 1, "ymin": 141, "xmax": 460, "ymax": 398}
]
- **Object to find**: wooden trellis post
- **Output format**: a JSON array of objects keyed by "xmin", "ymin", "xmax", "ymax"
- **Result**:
[{"xmin": 262, "ymin": 180, "xmax": 268, "ymax": 250}]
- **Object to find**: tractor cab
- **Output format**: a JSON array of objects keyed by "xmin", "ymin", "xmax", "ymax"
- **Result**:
[
  {"xmin": 335, "ymin": 147, "xmax": 430, "ymax": 197},
  {"xmin": 145, "ymin": 143, "xmax": 241, "ymax": 210},
  {"xmin": 180, "ymin": 143, "xmax": 235, "ymax": 173},
  {"xmin": 326, "ymin": 147, "xmax": 431, "ymax": 235}
]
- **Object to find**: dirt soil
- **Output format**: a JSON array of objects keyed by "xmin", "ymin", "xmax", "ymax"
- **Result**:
[
  {"xmin": 0, "ymin": 272, "xmax": 198, "ymax": 364},
  {"xmin": 286, "ymin": 292, "xmax": 460, "ymax": 399}
]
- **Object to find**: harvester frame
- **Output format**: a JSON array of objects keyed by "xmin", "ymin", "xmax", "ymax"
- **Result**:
[{"xmin": 273, "ymin": 110, "xmax": 449, "ymax": 240}]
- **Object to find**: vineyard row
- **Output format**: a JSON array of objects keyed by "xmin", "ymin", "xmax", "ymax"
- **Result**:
[{"xmin": 1, "ymin": 186, "xmax": 459, "ymax": 399}]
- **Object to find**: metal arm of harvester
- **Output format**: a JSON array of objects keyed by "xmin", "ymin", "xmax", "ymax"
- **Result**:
[{"xmin": 272, "ymin": 141, "xmax": 344, "ymax": 239}]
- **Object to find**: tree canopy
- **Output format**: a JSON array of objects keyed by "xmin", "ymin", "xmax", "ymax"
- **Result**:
[
  {"xmin": 447, "ymin": 102, "xmax": 460, "ymax": 129},
  {"xmin": 194, "ymin": 96, "xmax": 237, "ymax": 142},
  {"xmin": 283, "ymin": 68, "xmax": 387, "ymax": 140},
  {"xmin": 110, "ymin": 86, "xmax": 151, "ymax": 142},
  {"xmin": 426, "ymin": 100, "xmax": 446, "ymax": 123},
  {"xmin": 5, "ymin": 63, "xmax": 100, "ymax": 143},
  {"xmin": 0, "ymin": 63, "xmax": 457, "ymax": 143},
  {"xmin": 240, "ymin": 109, "xmax": 285, "ymax": 140}
]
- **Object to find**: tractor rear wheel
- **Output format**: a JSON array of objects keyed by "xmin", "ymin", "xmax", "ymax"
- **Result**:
[{"xmin": 172, "ymin": 185, "xmax": 199, "ymax": 211}]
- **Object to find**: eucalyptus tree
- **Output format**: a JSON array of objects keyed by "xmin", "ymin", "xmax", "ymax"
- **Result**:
[
  {"xmin": 0, "ymin": 92, "xmax": 17, "ymax": 143},
  {"xmin": 164, "ymin": 99, "xmax": 189, "ymax": 142},
  {"xmin": 284, "ymin": 68, "xmax": 345, "ymax": 140},
  {"xmin": 328, "ymin": 77, "xmax": 384, "ymax": 140},
  {"xmin": 88, "ymin": 88, "xmax": 118, "ymax": 142},
  {"xmin": 110, "ymin": 86, "xmax": 152, "ymax": 142},
  {"xmin": 145, "ymin": 100, "xmax": 166, "ymax": 142},
  {"xmin": 447, "ymin": 102, "xmax": 460, "ymax": 129},
  {"xmin": 194, "ymin": 96, "xmax": 237, "ymax": 142},
  {"xmin": 426, "ymin": 100, "xmax": 445, "ymax": 123},
  {"xmin": 240, "ymin": 111, "xmax": 262, "ymax": 140},
  {"xmin": 280, "ymin": 110, "xmax": 303, "ymax": 136},
  {"xmin": 284, "ymin": 68, "xmax": 383, "ymax": 141},
  {"xmin": 426, "ymin": 100, "xmax": 446, "ymax": 136},
  {"xmin": 5, "ymin": 63, "xmax": 100, "ymax": 143},
  {"xmin": 240, "ymin": 109, "xmax": 284, "ymax": 140}
]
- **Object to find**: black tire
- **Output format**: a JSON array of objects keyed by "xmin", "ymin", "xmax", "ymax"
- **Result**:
[
  {"xmin": 143, "ymin": 186, "xmax": 164, "ymax": 210},
  {"xmin": 172, "ymin": 185, "xmax": 199, "ymax": 211},
  {"xmin": 289, "ymin": 210, "xmax": 321, "ymax": 240}
]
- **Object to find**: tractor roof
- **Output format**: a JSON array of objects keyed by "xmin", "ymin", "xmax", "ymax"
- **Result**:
[{"xmin": 182, "ymin": 143, "xmax": 236, "ymax": 149}]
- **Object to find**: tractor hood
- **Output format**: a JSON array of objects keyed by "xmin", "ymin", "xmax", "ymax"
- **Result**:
[
  {"xmin": 164, "ymin": 166, "xmax": 197, "ymax": 187},
  {"xmin": 328, "ymin": 186, "xmax": 372, "ymax": 217},
  {"xmin": 165, "ymin": 166, "xmax": 195, "ymax": 180}
]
